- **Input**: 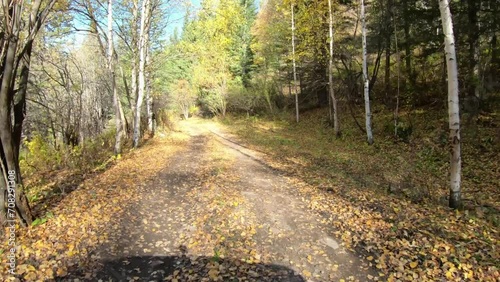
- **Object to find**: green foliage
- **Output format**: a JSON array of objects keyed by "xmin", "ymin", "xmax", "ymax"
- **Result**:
[
  {"xmin": 31, "ymin": 212, "xmax": 54, "ymax": 227},
  {"xmin": 21, "ymin": 135, "xmax": 63, "ymax": 174},
  {"xmin": 20, "ymin": 130, "xmax": 117, "ymax": 177},
  {"xmin": 158, "ymin": 0, "xmax": 256, "ymax": 118},
  {"xmin": 212, "ymin": 247, "xmax": 221, "ymax": 262}
]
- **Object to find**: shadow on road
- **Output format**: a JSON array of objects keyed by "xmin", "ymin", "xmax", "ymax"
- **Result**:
[{"xmin": 64, "ymin": 251, "xmax": 305, "ymax": 282}]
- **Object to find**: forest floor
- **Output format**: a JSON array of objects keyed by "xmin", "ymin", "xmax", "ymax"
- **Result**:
[
  {"xmin": 1, "ymin": 112, "xmax": 498, "ymax": 281},
  {"xmin": 1, "ymin": 118, "xmax": 378, "ymax": 281},
  {"xmin": 218, "ymin": 109, "xmax": 499, "ymax": 282}
]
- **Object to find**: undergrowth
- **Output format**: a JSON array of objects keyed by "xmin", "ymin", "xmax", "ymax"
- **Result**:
[{"xmin": 221, "ymin": 106, "xmax": 499, "ymax": 223}]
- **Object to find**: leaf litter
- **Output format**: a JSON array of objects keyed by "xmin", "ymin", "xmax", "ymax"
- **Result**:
[{"xmin": 4, "ymin": 118, "xmax": 494, "ymax": 281}]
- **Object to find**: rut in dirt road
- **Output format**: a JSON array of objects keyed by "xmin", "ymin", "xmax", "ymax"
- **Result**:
[{"xmin": 65, "ymin": 120, "xmax": 375, "ymax": 281}]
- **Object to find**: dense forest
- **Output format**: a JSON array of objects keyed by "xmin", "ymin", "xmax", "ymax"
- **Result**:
[{"xmin": 0, "ymin": 0, "xmax": 499, "ymax": 281}]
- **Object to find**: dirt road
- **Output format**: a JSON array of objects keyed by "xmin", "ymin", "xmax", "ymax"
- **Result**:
[{"xmin": 66, "ymin": 119, "xmax": 374, "ymax": 281}]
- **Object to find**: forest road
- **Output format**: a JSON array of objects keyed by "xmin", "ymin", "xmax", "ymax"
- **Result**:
[{"xmin": 67, "ymin": 118, "xmax": 375, "ymax": 282}]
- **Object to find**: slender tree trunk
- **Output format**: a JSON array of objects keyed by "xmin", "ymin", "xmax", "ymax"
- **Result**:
[
  {"xmin": 145, "ymin": 30, "xmax": 153, "ymax": 134},
  {"xmin": 133, "ymin": 0, "xmax": 151, "ymax": 147},
  {"xmin": 361, "ymin": 0, "xmax": 374, "ymax": 145},
  {"xmin": 146, "ymin": 86, "xmax": 153, "ymax": 133},
  {"xmin": 384, "ymin": 0, "xmax": 393, "ymax": 101},
  {"xmin": 128, "ymin": 0, "xmax": 139, "ymax": 134},
  {"xmin": 328, "ymin": 73, "xmax": 332, "ymax": 121},
  {"xmin": 291, "ymin": 2, "xmax": 299, "ymax": 123},
  {"xmin": 402, "ymin": 0, "xmax": 414, "ymax": 88},
  {"xmin": 393, "ymin": 12, "xmax": 401, "ymax": 138},
  {"xmin": 131, "ymin": 64, "xmax": 138, "ymax": 114},
  {"xmin": 328, "ymin": 0, "xmax": 339, "ymax": 136},
  {"xmin": 467, "ymin": 0, "xmax": 480, "ymax": 101},
  {"xmin": 119, "ymin": 66, "xmax": 131, "ymax": 137},
  {"xmin": 490, "ymin": 3, "xmax": 499, "ymax": 88},
  {"xmin": 146, "ymin": 85, "xmax": 153, "ymax": 133},
  {"xmin": 119, "ymin": 94, "xmax": 127, "ymax": 138},
  {"xmin": 438, "ymin": 0, "xmax": 461, "ymax": 209},
  {"xmin": 108, "ymin": 0, "xmax": 123, "ymax": 154},
  {"xmin": 384, "ymin": 44, "xmax": 391, "ymax": 100}
]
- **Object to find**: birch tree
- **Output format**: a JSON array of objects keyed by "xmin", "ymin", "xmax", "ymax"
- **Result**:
[
  {"xmin": 146, "ymin": 55, "xmax": 154, "ymax": 133},
  {"xmin": 129, "ymin": 0, "xmax": 140, "ymax": 123},
  {"xmin": 361, "ymin": 0, "xmax": 374, "ymax": 144},
  {"xmin": 328, "ymin": 0, "xmax": 339, "ymax": 136},
  {"xmin": 133, "ymin": 0, "xmax": 151, "ymax": 147},
  {"xmin": 438, "ymin": 0, "xmax": 461, "ymax": 209},
  {"xmin": 73, "ymin": 0, "xmax": 127, "ymax": 152},
  {"xmin": 108, "ymin": 0, "xmax": 125, "ymax": 154},
  {"xmin": 291, "ymin": 2, "xmax": 299, "ymax": 123}
]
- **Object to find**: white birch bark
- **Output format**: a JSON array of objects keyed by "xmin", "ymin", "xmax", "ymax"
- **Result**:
[
  {"xmin": 361, "ymin": 0, "xmax": 374, "ymax": 144},
  {"xmin": 130, "ymin": 0, "xmax": 139, "ymax": 119},
  {"xmin": 438, "ymin": 0, "xmax": 462, "ymax": 208},
  {"xmin": 328, "ymin": 0, "xmax": 339, "ymax": 136},
  {"xmin": 146, "ymin": 44, "xmax": 153, "ymax": 133},
  {"xmin": 108, "ymin": 0, "xmax": 123, "ymax": 154},
  {"xmin": 291, "ymin": 2, "xmax": 299, "ymax": 123},
  {"xmin": 133, "ymin": 0, "xmax": 151, "ymax": 147}
]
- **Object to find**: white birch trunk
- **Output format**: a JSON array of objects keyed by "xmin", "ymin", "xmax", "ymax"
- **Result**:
[
  {"xmin": 291, "ymin": 3, "xmax": 299, "ymax": 123},
  {"xmin": 130, "ymin": 0, "xmax": 139, "ymax": 119},
  {"xmin": 146, "ymin": 44, "xmax": 153, "ymax": 133},
  {"xmin": 108, "ymin": 0, "xmax": 123, "ymax": 154},
  {"xmin": 328, "ymin": 0, "xmax": 339, "ymax": 136},
  {"xmin": 131, "ymin": 63, "xmax": 138, "ymax": 115},
  {"xmin": 361, "ymin": 0, "xmax": 374, "ymax": 144},
  {"xmin": 133, "ymin": 0, "xmax": 150, "ymax": 147},
  {"xmin": 438, "ymin": 0, "xmax": 462, "ymax": 209}
]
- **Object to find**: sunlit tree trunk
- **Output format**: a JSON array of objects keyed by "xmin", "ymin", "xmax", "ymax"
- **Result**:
[
  {"xmin": 145, "ymin": 27, "xmax": 153, "ymax": 134},
  {"xmin": 130, "ymin": 0, "xmax": 139, "ymax": 125},
  {"xmin": 361, "ymin": 0, "xmax": 374, "ymax": 144},
  {"xmin": 438, "ymin": 0, "xmax": 462, "ymax": 209},
  {"xmin": 133, "ymin": 0, "xmax": 151, "ymax": 147},
  {"xmin": 384, "ymin": 0, "xmax": 393, "ymax": 100},
  {"xmin": 108, "ymin": 0, "xmax": 123, "ymax": 154},
  {"xmin": 291, "ymin": 2, "xmax": 299, "ymax": 123},
  {"xmin": 328, "ymin": 0, "xmax": 340, "ymax": 136}
]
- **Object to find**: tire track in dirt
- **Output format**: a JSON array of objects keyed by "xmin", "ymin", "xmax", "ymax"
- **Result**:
[{"xmin": 207, "ymin": 123, "xmax": 377, "ymax": 281}]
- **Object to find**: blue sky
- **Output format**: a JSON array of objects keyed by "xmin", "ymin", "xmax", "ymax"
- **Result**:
[
  {"xmin": 71, "ymin": 0, "xmax": 260, "ymax": 47},
  {"xmin": 71, "ymin": 0, "xmax": 201, "ymax": 47},
  {"xmin": 163, "ymin": 0, "xmax": 201, "ymax": 40}
]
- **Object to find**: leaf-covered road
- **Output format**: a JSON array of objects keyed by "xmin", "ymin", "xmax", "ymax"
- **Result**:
[{"xmin": 67, "ymin": 119, "xmax": 374, "ymax": 281}]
